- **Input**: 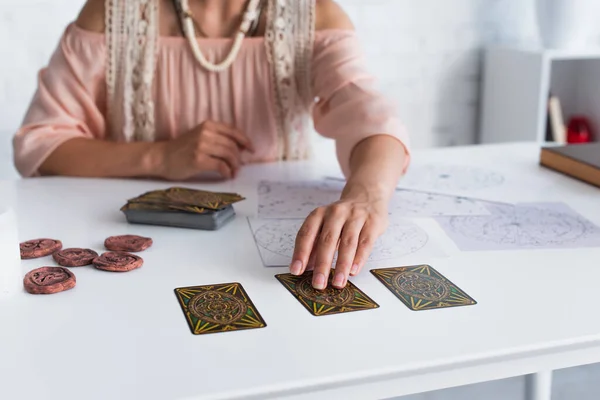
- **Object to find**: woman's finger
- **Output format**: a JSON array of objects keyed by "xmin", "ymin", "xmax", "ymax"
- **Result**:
[
  {"xmin": 311, "ymin": 205, "xmax": 347, "ymax": 290},
  {"xmin": 352, "ymin": 220, "xmax": 380, "ymax": 276},
  {"xmin": 208, "ymin": 134, "xmax": 243, "ymax": 161},
  {"xmin": 202, "ymin": 142, "xmax": 241, "ymax": 173},
  {"xmin": 203, "ymin": 158, "xmax": 233, "ymax": 179},
  {"xmin": 290, "ymin": 208, "xmax": 325, "ymax": 276},
  {"xmin": 305, "ymin": 232, "xmax": 321, "ymax": 272},
  {"xmin": 206, "ymin": 121, "xmax": 255, "ymax": 152},
  {"xmin": 332, "ymin": 217, "xmax": 365, "ymax": 287}
]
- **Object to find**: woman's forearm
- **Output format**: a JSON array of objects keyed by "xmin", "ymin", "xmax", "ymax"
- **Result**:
[
  {"xmin": 39, "ymin": 138, "xmax": 165, "ymax": 178},
  {"xmin": 342, "ymin": 135, "xmax": 408, "ymax": 202}
]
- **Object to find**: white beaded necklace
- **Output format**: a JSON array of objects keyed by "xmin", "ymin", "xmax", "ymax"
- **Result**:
[{"xmin": 176, "ymin": 0, "xmax": 262, "ymax": 72}]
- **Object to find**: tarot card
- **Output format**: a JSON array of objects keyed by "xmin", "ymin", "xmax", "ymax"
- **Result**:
[
  {"xmin": 174, "ymin": 283, "xmax": 266, "ymax": 335},
  {"xmin": 371, "ymin": 265, "xmax": 477, "ymax": 311},
  {"xmin": 129, "ymin": 187, "xmax": 245, "ymax": 210},
  {"xmin": 275, "ymin": 271, "xmax": 379, "ymax": 316}
]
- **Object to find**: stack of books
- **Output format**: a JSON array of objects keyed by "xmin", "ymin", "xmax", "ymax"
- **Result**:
[{"xmin": 540, "ymin": 143, "xmax": 600, "ymax": 188}]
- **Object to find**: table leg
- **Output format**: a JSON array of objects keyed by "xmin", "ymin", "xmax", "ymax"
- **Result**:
[{"xmin": 526, "ymin": 371, "xmax": 553, "ymax": 400}]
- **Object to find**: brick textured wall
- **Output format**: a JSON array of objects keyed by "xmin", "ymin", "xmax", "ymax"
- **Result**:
[
  {"xmin": 341, "ymin": 0, "xmax": 543, "ymax": 147},
  {"xmin": 0, "ymin": 0, "xmax": 540, "ymax": 161}
]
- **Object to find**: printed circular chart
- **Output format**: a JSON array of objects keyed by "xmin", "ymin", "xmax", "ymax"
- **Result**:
[
  {"xmin": 254, "ymin": 220, "xmax": 429, "ymax": 262},
  {"xmin": 448, "ymin": 206, "xmax": 590, "ymax": 247},
  {"xmin": 257, "ymin": 181, "xmax": 343, "ymax": 218},
  {"xmin": 401, "ymin": 164, "xmax": 505, "ymax": 192}
]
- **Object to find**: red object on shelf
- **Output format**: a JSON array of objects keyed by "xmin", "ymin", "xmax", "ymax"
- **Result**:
[{"xmin": 567, "ymin": 116, "xmax": 593, "ymax": 144}]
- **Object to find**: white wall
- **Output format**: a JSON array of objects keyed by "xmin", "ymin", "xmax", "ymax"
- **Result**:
[
  {"xmin": 1, "ymin": 0, "xmax": 83, "ymax": 132},
  {"xmin": 342, "ymin": 0, "xmax": 543, "ymax": 148},
  {"xmin": 0, "ymin": 0, "xmax": 83, "ymax": 178},
  {"xmin": 0, "ymin": 0, "xmax": 542, "ymax": 142}
]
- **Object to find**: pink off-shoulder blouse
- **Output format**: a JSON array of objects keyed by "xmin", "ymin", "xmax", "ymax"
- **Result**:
[{"xmin": 13, "ymin": 24, "xmax": 410, "ymax": 177}]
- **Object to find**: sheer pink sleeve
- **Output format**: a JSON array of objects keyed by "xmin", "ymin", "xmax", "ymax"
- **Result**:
[
  {"xmin": 13, "ymin": 25, "xmax": 107, "ymax": 177},
  {"xmin": 311, "ymin": 30, "xmax": 411, "ymax": 176}
]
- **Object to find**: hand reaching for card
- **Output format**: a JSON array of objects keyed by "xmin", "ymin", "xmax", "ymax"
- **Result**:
[
  {"xmin": 289, "ymin": 189, "xmax": 389, "ymax": 290},
  {"xmin": 156, "ymin": 120, "xmax": 255, "ymax": 181}
]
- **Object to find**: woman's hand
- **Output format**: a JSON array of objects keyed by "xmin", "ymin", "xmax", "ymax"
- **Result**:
[
  {"xmin": 289, "ymin": 184, "xmax": 390, "ymax": 290},
  {"xmin": 156, "ymin": 120, "xmax": 255, "ymax": 181}
]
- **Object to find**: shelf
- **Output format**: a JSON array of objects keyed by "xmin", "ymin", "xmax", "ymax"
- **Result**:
[
  {"xmin": 490, "ymin": 45, "xmax": 600, "ymax": 61},
  {"xmin": 545, "ymin": 48, "xmax": 600, "ymax": 61},
  {"xmin": 481, "ymin": 46, "xmax": 600, "ymax": 145}
]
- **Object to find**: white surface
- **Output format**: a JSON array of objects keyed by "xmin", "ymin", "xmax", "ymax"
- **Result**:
[
  {"xmin": 0, "ymin": 207, "xmax": 20, "ymax": 298},
  {"xmin": 480, "ymin": 45, "xmax": 600, "ymax": 144},
  {"xmin": 1, "ymin": 143, "xmax": 600, "ymax": 400},
  {"xmin": 0, "ymin": 0, "xmax": 547, "ymax": 150},
  {"xmin": 535, "ymin": 0, "xmax": 600, "ymax": 49}
]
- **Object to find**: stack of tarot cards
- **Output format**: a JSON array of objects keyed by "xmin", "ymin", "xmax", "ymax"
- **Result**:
[{"xmin": 121, "ymin": 187, "xmax": 245, "ymax": 230}]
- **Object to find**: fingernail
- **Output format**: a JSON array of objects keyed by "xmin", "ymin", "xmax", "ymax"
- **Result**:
[
  {"xmin": 290, "ymin": 260, "xmax": 303, "ymax": 275},
  {"xmin": 333, "ymin": 273, "xmax": 345, "ymax": 288},
  {"xmin": 350, "ymin": 264, "xmax": 359, "ymax": 275},
  {"xmin": 313, "ymin": 273, "xmax": 326, "ymax": 290}
]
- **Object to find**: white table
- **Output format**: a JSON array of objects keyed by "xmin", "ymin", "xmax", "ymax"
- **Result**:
[{"xmin": 1, "ymin": 142, "xmax": 599, "ymax": 400}]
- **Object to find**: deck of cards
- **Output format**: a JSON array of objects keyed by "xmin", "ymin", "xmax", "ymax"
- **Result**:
[{"xmin": 121, "ymin": 187, "xmax": 245, "ymax": 230}]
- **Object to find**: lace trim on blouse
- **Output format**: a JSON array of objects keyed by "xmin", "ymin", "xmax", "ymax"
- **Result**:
[{"xmin": 105, "ymin": 0, "xmax": 315, "ymax": 159}]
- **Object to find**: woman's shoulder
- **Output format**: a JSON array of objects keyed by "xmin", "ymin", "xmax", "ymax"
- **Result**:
[
  {"xmin": 49, "ymin": 1, "xmax": 105, "ymax": 66},
  {"xmin": 72, "ymin": 0, "xmax": 353, "ymax": 35},
  {"xmin": 74, "ymin": 0, "xmax": 106, "ymax": 34},
  {"xmin": 315, "ymin": 0, "xmax": 355, "ymax": 31},
  {"xmin": 313, "ymin": 0, "xmax": 359, "ymax": 48}
]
